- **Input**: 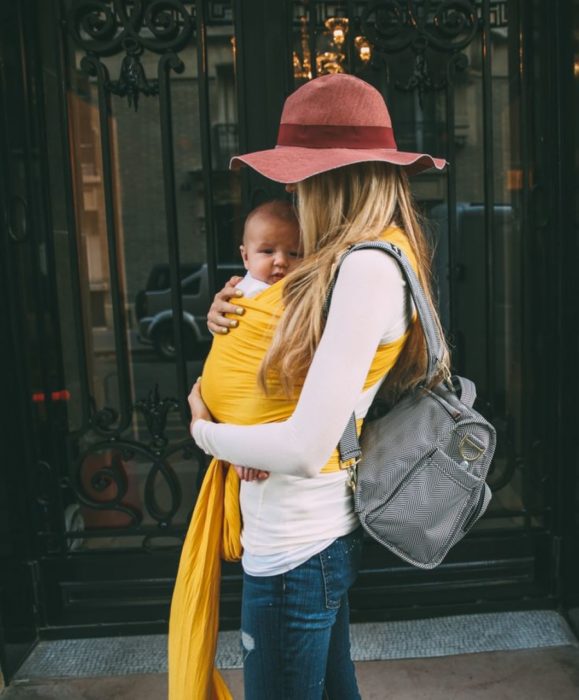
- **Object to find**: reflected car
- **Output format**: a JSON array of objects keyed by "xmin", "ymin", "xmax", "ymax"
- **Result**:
[{"xmin": 135, "ymin": 262, "xmax": 243, "ymax": 361}]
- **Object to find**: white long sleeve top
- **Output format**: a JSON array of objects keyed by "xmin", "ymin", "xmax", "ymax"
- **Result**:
[{"xmin": 193, "ymin": 249, "xmax": 412, "ymax": 575}]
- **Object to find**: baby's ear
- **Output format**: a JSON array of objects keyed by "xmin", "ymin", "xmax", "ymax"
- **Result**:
[{"xmin": 239, "ymin": 244, "xmax": 249, "ymax": 270}]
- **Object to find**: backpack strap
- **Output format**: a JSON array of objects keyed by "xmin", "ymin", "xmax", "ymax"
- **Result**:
[
  {"xmin": 336, "ymin": 413, "xmax": 362, "ymax": 466},
  {"xmin": 324, "ymin": 241, "xmax": 444, "ymax": 381},
  {"xmin": 323, "ymin": 241, "xmax": 445, "ymax": 466},
  {"xmin": 453, "ymin": 376, "xmax": 476, "ymax": 408}
]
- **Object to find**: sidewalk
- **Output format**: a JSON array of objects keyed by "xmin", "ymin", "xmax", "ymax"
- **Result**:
[
  {"xmin": 3, "ymin": 611, "xmax": 579, "ymax": 699},
  {"xmin": 3, "ymin": 646, "xmax": 579, "ymax": 699}
]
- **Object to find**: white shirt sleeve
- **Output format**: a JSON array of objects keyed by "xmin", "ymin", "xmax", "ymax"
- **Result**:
[{"xmin": 192, "ymin": 249, "xmax": 408, "ymax": 478}]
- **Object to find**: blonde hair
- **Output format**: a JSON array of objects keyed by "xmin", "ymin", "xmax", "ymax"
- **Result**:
[{"xmin": 258, "ymin": 162, "xmax": 450, "ymax": 398}]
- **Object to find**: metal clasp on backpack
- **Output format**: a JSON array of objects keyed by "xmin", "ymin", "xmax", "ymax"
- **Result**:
[
  {"xmin": 339, "ymin": 457, "xmax": 360, "ymax": 492},
  {"xmin": 346, "ymin": 466, "xmax": 358, "ymax": 492},
  {"xmin": 339, "ymin": 456, "xmax": 360, "ymax": 470},
  {"xmin": 458, "ymin": 434, "xmax": 486, "ymax": 462}
]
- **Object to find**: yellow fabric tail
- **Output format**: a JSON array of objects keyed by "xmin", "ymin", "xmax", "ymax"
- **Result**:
[{"xmin": 168, "ymin": 460, "xmax": 241, "ymax": 700}]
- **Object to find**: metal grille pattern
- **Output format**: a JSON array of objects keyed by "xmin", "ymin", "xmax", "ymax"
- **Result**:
[{"xmin": 40, "ymin": 0, "xmax": 237, "ymax": 553}]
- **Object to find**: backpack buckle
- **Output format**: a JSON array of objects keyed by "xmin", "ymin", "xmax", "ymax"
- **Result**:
[
  {"xmin": 458, "ymin": 434, "xmax": 486, "ymax": 462},
  {"xmin": 339, "ymin": 456, "xmax": 361, "ymax": 470},
  {"xmin": 345, "ymin": 465, "xmax": 358, "ymax": 492}
]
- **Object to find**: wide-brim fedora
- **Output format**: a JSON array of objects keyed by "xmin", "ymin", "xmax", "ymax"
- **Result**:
[{"xmin": 230, "ymin": 73, "xmax": 447, "ymax": 183}]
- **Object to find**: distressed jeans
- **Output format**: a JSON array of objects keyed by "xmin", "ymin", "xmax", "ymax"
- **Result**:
[{"xmin": 240, "ymin": 526, "xmax": 364, "ymax": 700}]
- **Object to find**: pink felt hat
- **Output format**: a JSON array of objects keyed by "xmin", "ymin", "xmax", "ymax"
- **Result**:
[{"xmin": 230, "ymin": 74, "xmax": 447, "ymax": 183}]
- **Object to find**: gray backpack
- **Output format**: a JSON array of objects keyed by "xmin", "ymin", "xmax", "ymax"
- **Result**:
[{"xmin": 326, "ymin": 241, "xmax": 496, "ymax": 570}]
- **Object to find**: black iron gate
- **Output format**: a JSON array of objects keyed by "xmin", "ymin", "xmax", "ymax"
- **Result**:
[
  {"xmin": 31, "ymin": 0, "xmax": 245, "ymax": 635},
  {"xmin": 0, "ymin": 0, "xmax": 577, "ymax": 650}
]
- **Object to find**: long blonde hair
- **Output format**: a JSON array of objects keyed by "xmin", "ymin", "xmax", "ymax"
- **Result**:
[{"xmin": 258, "ymin": 162, "xmax": 450, "ymax": 398}]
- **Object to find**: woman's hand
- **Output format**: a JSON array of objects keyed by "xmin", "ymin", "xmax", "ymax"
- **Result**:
[
  {"xmin": 188, "ymin": 380, "xmax": 269, "ymax": 480},
  {"xmin": 207, "ymin": 276, "xmax": 245, "ymax": 335},
  {"xmin": 233, "ymin": 466, "xmax": 270, "ymax": 482},
  {"xmin": 188, "ymin": 379, "xmax": 212, "ymax": 430}
]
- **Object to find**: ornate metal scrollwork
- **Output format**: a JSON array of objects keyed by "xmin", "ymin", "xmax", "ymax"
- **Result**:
[
  {"xmin": 74, "ymin": 439, "xmax": 187, "ymax": 531},
  {"xmin": 361, "ymin": 0, "xmax": 478, "ymax": 100},
  {"xmin": 92, "ymin": 403, "xmax": 120, "ymax": 434},
  {"xmin": 67, "ymin": 0, "xmax": 194, "ymax": 110},
  {"xmin": 75, "ymin": 445, "xmax": 143, "ymax": 525},
  {"xmin": 70, "ymin": 385, "xmax": 203, "ymax": 545},
  {"xmin": 136, "ymin": 384, "xmax": 180, "ymax": 449},
  {"xmin": 108, "ymin": 40, "xmax": 159, "ymax": 110}
]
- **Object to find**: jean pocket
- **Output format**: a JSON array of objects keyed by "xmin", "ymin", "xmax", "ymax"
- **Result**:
[{"xmin": 319, "ymin": 528, "xmax": 363, "ymax": 610}]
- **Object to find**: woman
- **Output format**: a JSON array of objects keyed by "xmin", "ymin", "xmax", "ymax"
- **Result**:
[{"xmin": 170, "ymin": 73, "xmax": 449, "ymax": 700}]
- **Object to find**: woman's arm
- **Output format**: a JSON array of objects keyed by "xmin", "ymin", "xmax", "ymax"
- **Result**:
[{"xmin": 193, "ymin": 250, "xmax": 407, "ymax": 478}]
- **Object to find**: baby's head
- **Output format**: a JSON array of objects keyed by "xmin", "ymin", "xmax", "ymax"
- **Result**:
[{"xmin": 240, "ymin": 200, "xmax": 302, "ymax": 285}]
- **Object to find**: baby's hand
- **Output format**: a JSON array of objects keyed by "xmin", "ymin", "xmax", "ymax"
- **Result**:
[{"xmin": 233, "ymin": 465, "xmax": 270, "ymax": 482}]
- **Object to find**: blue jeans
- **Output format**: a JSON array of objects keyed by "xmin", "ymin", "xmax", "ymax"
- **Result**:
[{"xmin": 240, "ymin": 527, "xmax": 363, "ymax": 700}]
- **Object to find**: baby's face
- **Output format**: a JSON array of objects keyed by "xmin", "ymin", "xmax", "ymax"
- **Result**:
[{"xmin": 240, "ymin": 215, "xmax": 302, "ymax": 285}]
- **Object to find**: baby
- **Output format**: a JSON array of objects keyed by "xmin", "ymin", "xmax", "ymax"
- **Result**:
[
  {"xmin": 215, "ymin": 200, "xmax": 302, "ymax": 482},
  {"xmin": 236, "ymin": 199, "xmax": 302, "ymax": 296}
]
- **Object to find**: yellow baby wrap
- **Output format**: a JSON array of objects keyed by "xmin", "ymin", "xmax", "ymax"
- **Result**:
[{"xmin": 168, "ymin": 228, "xmax": 416, "ymax": 700}]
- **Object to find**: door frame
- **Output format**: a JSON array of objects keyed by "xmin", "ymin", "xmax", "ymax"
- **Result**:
[
  {"xmin": 557, "ymin": 0, "xmax": 579, "ymax": 637},
  {"xmin": 0, "ymin": 0, "xmax": 44, "ymax": 682}
]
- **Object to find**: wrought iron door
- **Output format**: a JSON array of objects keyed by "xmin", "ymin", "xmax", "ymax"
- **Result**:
[
  {"xmin": 30, "ymin": 0, "xmax": 245, "ymax": 633},
  {"xmin": 9, "ymin": 0, "xmax": 575, "ymax": 636},
  {"xmin": 276, "ymin": 0, "xmax": 573, "ymax": 620}
]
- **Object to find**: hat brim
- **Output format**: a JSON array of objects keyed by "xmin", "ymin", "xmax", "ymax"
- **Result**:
[{"xmin": 230, "ymin": 146, "xmax": 447, "ymax": 183}]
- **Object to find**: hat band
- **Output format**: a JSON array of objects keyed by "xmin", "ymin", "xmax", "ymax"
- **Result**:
[{"xmin": 277, "ymin": 123, "xmax": 397, "ymax": 150}]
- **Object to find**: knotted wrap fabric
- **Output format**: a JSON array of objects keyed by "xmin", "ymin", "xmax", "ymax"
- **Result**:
[{"xmin": 168, "ymin": 228, "xmax": 417, "ymax": 699}]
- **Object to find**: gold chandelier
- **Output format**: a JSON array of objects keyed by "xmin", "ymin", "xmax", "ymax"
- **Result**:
[{"xmin": 293, "ymin": 15, "xmax": 372, "ymax": 81}]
